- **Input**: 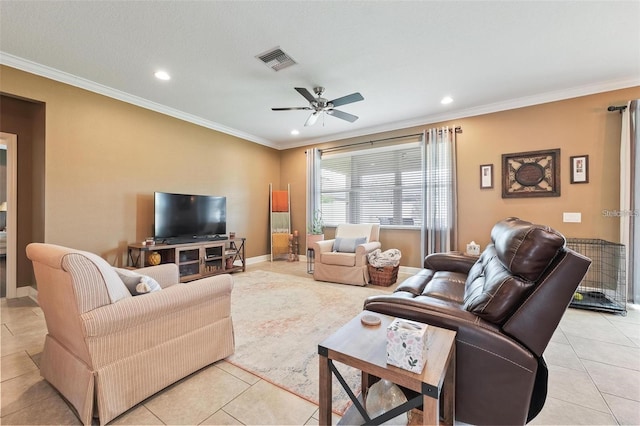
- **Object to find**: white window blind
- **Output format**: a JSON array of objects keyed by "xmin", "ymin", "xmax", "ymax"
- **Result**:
[{"xmin": 320, "ymin": 141, "xmax": 423, "ymax": 227}]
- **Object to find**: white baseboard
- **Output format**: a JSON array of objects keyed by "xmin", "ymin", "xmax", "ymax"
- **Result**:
[
  {"xmin": 16, "ymin": 286, "xmax": 31, "ymax": 298},
  {"xmin": 15, "ymin": 285, "xmax": 38, "ymax": 303},
  {"xmin": 252, "ymin": 255, "xmax": 422, "ymax": 275},
  {"xmin": 28, "ymin": 287, "xmax": 38, "ymax": 303},
  {"xmin": 399, "ymin": 266, "xmax": 421, "ymax": 275},
  {"xmin": 12, "ymin": 258, "xmax": 416, "ymax": 303},
  {"xmin": 246, "ymin": 255, "xmax": 270, "ymax": 265}
]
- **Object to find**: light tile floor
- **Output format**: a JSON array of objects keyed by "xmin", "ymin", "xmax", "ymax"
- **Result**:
[{"xmin": 1, "ymin": 261, "xmax": 639, "ymax": 425}]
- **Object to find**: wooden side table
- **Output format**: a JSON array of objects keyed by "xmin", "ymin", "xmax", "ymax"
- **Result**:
[{"xmin": 318, "ymin": 310, "xmax": 456, "ymax": 425}]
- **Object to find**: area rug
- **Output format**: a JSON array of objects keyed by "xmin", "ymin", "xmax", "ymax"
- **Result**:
[{"xmin": 227, "ymin": 270, "xmax": 391, "ymax": 415}]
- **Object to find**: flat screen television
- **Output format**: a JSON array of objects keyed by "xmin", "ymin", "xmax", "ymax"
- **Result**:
[{"xmin": 154, "ymin": 192, "xmax": 226, "ymax": 243}]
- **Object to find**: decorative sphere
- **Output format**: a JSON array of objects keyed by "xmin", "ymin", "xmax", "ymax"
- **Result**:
[
  {"xmin": 365, "ymin": 379, "xmax": 409, "ymax": 425},
  {"xmin": 147, "ymin": 252, "xmax": 161, "ymax": 266}
]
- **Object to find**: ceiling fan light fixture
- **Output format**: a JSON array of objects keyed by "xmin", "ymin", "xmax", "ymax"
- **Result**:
[
  {"xmin": 305, "ymin": 112, "xmax": 320, "ymax": 127},
  {"xmin": 273, "ymin": 86, "xmax": 363, "ymax": 126}
]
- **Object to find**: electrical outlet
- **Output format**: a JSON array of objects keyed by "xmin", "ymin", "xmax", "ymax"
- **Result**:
[{"xmin": 563, "ymin": 212, "xmax": 582, "ymax": 223}]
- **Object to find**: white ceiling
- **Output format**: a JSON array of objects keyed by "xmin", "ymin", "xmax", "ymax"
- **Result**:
[{"xmin": 1, "ymin": 1, "xmax": 639, "ymax": 150}]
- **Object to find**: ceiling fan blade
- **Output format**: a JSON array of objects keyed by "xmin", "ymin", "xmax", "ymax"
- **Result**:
[
  {"xmin": 329, "ymin": 92, "xmax": 364, "ymax": 107},
  {"xmin": 328, "ymin": 109, "xmax": 359, "ymax": 123},
  {"xmin": 271, "ymin": 107, "xmax": 312, "ymax": 111},
  {"xmin": 304, "ymin": 112, "xmax": 320, "ymax": 126},
  {"xmin": 295, "ymin": 87, "xmax": 317, "ymax": 104}
]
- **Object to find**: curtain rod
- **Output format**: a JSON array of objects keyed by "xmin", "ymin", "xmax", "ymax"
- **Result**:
[
  {"xmin": 320, "ymin": 126, "xmax": 462, "ymax": 154},
  {"xmin": 608, "ymin": 105, "xmax": 627, "ymax": 113}
]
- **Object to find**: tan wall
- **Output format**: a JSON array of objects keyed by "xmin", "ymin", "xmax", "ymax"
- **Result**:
[
  {"xmin": 281, "ymin": 87, "xmax": 640, "ymax": 267},
  {"xmin": 3, "ymin": 64, "xmax": 639, "ymax": 272},
  {"xmin": 1, "ymin": 65, "xmax": 280, "ymax": 273}
]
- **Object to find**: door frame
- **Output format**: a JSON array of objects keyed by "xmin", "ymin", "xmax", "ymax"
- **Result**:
[{"xmin": 0, "ymin": 132, "xmax": 17, "ymax": 298}]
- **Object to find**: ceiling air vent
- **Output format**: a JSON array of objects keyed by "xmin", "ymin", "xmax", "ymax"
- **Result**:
[{"xmin": 256, "ymin": 47, "xmax": 296, "ymax": 71}]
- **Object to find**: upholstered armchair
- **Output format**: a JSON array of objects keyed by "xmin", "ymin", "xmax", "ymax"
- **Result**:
[
  {"xmin": 313, "ymin": 223, "xmax": 381, "ymax": 286},
  {"xmin": 363, "ymin": 218, "xmax": 591, "ymax": 425},
  {"xmin": 26, "ymin": 243, "xmax": 235, "ymax": 426}
]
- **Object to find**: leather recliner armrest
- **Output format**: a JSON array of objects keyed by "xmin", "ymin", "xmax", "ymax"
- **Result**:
[{"xmin": 424, "ymin": 251, "xmax": 478, "ymax": 274}]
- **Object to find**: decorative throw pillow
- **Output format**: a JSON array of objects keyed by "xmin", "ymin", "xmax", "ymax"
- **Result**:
[
  {"xmin": 114, "ymin": 267, "xmax": 162, "ymax": 296},
  {"xmin": 114, "ymin": 268, "xmax": 142, "ymax": 292},
  {"xmin": 136, "ymin": 275, "xmax": 162, "ymax": 294},
  {"xmin": 333, "ymin": 236, "xmax": 367, "ymax": 253}
]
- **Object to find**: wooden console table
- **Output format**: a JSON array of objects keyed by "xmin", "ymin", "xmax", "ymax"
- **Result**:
[{"xmin": 318, "ymin": 310, "xmax": 456, "ymax": 425}]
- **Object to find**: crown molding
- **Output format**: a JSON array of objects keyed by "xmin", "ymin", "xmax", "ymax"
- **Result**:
[
  {"xmin": 283, "ymin": 76, "xmax": 640, "ymax": 149},
  {"xmin": 0, "ymin": 52, "xmax": 277, "ymax": 149},
  {"xmin": 3, "ymin": 52, "xmax": 637, "ymax": 151}
]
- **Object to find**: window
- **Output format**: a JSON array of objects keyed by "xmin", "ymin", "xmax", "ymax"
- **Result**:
[{"xmin": 320, "ymin": 142, "xmax": 422, "ymax": 227}]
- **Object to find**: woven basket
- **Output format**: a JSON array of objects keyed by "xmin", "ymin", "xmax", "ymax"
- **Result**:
[{"xmin": 368, "ymin": 264, "xmax": 399, "ymax": 287}]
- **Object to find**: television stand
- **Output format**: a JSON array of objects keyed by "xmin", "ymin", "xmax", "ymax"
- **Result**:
[{"xmin": 127, "ymin": 238, "xmax": 246, "ymax": 282}]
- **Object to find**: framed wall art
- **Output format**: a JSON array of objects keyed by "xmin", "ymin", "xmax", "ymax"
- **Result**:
[
  {"xmin": 570, "ymin": 155, "xmax": 589, "ymax": 184},
  {"xmin": 502, "ymin": 149, "xmax": 560, "ymax": 198},
  {"xmin": 480, "ymin": 164, "xmax": 493, "ymax": 189}
]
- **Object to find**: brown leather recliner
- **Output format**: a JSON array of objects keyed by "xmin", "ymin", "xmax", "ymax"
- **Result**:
[{"xmin": 363, "ymin": 217, "xmax": 591, "ymax": 425}]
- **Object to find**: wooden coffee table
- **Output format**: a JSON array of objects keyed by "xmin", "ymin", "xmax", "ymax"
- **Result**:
[{"xmin": 318, "ymin": 310, "xmax": 456, "ymax": 425}]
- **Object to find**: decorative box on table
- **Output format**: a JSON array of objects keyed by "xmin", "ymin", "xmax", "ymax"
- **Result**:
[{"xmin": 386, "ymin": 318, "xmax": 429, "ymax": 373}]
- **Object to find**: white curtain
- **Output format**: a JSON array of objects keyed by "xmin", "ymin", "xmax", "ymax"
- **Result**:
[
  {"xmin": 421, "ymin": 127, "xmax": 458, "ymax": 260},
  {"xmin": 620, "ymin": 100, "xmax": 639, "ymax": 303},
  {"xmin": 306, "ymin": 148, "xmax": 321, "ymax": 240}
]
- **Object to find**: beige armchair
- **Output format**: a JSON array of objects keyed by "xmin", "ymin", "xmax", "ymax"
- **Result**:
[
  {"xmin": 26, "ymin": 243, "xmax": 235, "ymax": 426},
  {"xmin": 313, "ymin": 223, "xmax": 381, "ymax": 286}
]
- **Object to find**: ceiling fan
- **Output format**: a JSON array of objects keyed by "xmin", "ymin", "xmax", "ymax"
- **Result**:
[{"xmin": 272, "ymin": 87, "xmax": 364, "ymax": 126}]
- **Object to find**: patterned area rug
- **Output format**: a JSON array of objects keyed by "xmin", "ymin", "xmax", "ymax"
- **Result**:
[{"xmin": 227, "ymin": 270, "xmax": 390, "ymax": 415}]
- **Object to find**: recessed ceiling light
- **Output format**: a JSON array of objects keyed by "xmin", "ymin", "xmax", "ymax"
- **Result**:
[
  {"xmin": 154, "ymin": 70, "xmax": 171, "ymax": 81},
  {"xmin": 441, "ymin": 96, "xmax": 453, "ymax": 105},
  {"xmin": 290, "ymin": 129, "xmax": 300, "ymax": 136}
]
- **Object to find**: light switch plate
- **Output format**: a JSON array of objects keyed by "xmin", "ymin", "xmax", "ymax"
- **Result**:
[{"xmin": 563, "ymin": 212, "xmax": 582, "ymax": 223}]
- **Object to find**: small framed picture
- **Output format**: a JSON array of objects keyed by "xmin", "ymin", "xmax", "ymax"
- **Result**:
[
  {"xmin": 570, "ymin": 155, "xmax": 589, "ymax": 184},
  {"xmin": 480, "ymin": 164, "xmax": 493, "ymax": 189}
]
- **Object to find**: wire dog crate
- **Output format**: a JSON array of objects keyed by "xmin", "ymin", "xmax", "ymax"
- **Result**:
[{"xmin": 565, "ymin": 238, "xmax": 627, "ymax": 315}]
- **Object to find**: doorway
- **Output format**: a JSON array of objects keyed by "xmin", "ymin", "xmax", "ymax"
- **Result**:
[{"xmin": 0, "ymin": 132, "xmax": 17, "ymax": 298}]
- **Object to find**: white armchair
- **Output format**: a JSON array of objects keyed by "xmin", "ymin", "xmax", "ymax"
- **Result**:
[{"xmin": 313, "ymin": 223, "xmax": 381, "ymax": 286}]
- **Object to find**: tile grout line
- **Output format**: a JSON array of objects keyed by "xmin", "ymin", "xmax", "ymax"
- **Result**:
[{"xmin": 563, "ymin": 324, "xmax": 620, "ymax": 423}]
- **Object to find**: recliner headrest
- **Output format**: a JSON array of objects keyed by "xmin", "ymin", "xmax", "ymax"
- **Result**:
[{"xmin": 491, "ymin": 217, "xmax": 566, "ymax": 281}]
